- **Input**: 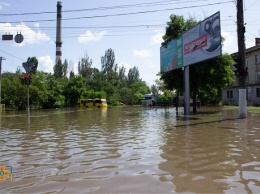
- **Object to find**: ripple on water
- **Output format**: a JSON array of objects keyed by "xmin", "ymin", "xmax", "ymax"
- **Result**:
[{"xmin": 1, "ymin": 107, "xmax": 260, "ymax": 193}]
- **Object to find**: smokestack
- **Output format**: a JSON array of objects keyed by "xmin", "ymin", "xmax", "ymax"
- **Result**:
[{"xmin": 56, "ymin": 1, "xmax": 62, "ymax": 65}]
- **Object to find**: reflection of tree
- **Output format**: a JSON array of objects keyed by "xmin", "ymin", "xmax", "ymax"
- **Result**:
[{"xmin": 158, "ymin": 113, "xmax": 256, "ymax": 193}]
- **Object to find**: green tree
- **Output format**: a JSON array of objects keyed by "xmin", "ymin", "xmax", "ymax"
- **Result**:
[
  {"xmin": 127, "ymin": 66, "xmax": 141, "ymax": 86},
  {"xmin": 78, "ymin": 53, "xmax": 92, "ymax": 78},
  {"xmin": 118, "ymin": 65, "xmax": 127, "ymax": 88},
  {"xmin": 69, "ymin": 70, "xmax": 75, "ymax": 79},
  {"xmin": 27, "ymin": 57, "xmax": 38, "ymax": 74},
  {"xmin": 101, "ymin": 48, "xmax": 117, "ymax": 73},
  {"xmin": 53, "ymin": 59, "xmax": 63, "ymax": 78},
  {"xmin": 1, "ymin": 72, "xmax": 27, "ymax": 110},
  {"xmin": 53, "ymin": 59, "xmax": 68, "ymax": 78},
  {"xmin": 63, "ymin": 75, "xmax": 86, "ymax": 107},
  {"xmin": 62, "ymin": 59, "xmax": 68, "ymax": 78}
]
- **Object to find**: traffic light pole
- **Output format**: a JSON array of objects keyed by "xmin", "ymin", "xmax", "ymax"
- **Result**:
[
  {"xmin": 27, "ymin": 84, "xmax": 30, "ymax": 118},
  {"xmin": 237, "ymin": 0, "xmax": 247, "ymax": 118},
  {"xmin": 0, "ymin": 57, "xmax": 6, "ymax": 107}
]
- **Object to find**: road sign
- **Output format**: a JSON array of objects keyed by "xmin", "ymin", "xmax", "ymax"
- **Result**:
[
  {"xmin": 22, "ymin": 62, "xmax": 34, "ymax": 74},
  {"xmin": 15, "ymin": 33, "xmax": 24, "ymax": 43},
  {"xmin": 2, "ymin": 34, "xmax": 13, "ymax": 41}
]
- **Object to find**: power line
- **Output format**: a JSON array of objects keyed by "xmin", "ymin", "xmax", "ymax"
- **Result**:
[
  {"xmin": 0, "ymin": 1, "xmax": 233, "ymax": 24},
  {"xmin": 0, "ymin": 49, "xmax": 25, "ymax": 61},
  {"xmin": 0, "ymin": 0, "xmax": 217, "ymax": 17}
]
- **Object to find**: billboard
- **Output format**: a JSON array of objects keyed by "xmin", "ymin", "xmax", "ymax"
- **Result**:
[
  {"xmin": 160, "ymin": 11, "xmax": 221, "ymax": 72},
  {"xmin": 160, "ymin": 36, "xmax": 183, "ymax": 72}
]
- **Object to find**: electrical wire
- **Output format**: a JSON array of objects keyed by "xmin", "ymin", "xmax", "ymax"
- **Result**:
[
  {"xmin": 0, "ymin": 0, "xmax": 221, "ymax": 16},
  {"xmin": 0, "ymin": 1, "xmax": 234, "ymax": 24},
  {"xmin": 0, "ymin": 49, "xmax": 25, "ymax": 61}
]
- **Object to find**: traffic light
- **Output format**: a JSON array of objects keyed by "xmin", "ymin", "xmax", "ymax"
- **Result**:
[
  {"xmin": 242, "ymin": 67, "xmax": 248, "ymax": 76},
  {"xmin": 23, "ymin": 74, "xmax": 28, "ymax": 85},
  {"xmin": 233, "ymin": 64, "xmax": 240, "ymax": 77},
  {"xmin": 28, "ymin": 75, "xmax": 32, "ymax": 85},
  {"xmin": 233, "ymin": 57, "xmax": 248, "ymax": 77},
  {"xmin": 23, "ymin": 74, "xmax": 32, "ymax": 85}
]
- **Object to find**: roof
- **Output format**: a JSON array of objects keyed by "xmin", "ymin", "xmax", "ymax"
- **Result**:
[{"xmin": 231, "ymin": 44, "xmax": 260, "ymax": 58}]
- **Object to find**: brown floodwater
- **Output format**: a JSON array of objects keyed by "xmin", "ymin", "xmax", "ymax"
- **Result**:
[{"xmin": 0, "ymin": 106, "xmax": 260, "ymax": 193}]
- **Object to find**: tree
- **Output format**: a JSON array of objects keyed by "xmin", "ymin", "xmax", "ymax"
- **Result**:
[
  {"xmin": 63, "ymin": 75, "xmax": 86, "ymax": 107},
  {"xmin": 69, "ymin": 70, "xmax": 75, "ymax": 79},
  {"xmin": 101, "ymin": 48, "xmax": 117, "ymax": 73},
  {"xmin": 62, "ymin": 59, "xmax": 68, "ymax": 78},
  {"xmin": 127, "ymin": 66, "xmax": 141, "ymax": 86},
  {"xmin": 162, "ymin": 15, "xmax": 197, "ymax": 46},
  {"xmin": 27, "ymin": 57, "xmax": 38, "ymax": 74},
  {"xmin": 1, "ymin": 72, "xmax": 27, "ymax": 110},
  {"xmin": 53, "ymin": 59, "xmax": 68, "ymax": 78},
  {"xmin": 78, "ymin": 53, "xmax": 92, "ymax": 78},
  {"xmin": 118, "ymin": 65, "xmax": 127, "ymax": 88},
  {"xmin": 53, "ymin": 59, "xmax": 63, "ymax": 78},
  {"xmin": 160, "ymin": 15, "xmax": 234, "ymax": 112}
]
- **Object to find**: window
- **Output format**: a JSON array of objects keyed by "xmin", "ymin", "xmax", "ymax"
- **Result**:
[
  {"xmin": 227, "ymin": 90, "xmax": 233, "ymax": 99},
  {"xmin": 256, "ymin": 72, "xmax": 260, "ymax": 81},
  {"xmin": 257, "ymin": 88, "xmax": 260, "ymax": 98},
  {"xmin": 256, "ymin": 54, "xmax": 260, "ymax": 64}
]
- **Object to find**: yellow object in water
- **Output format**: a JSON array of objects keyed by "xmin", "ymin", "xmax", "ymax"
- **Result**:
[{"xmin": 80, "ymin": 99, "xmax": 107, "ymax": 108}]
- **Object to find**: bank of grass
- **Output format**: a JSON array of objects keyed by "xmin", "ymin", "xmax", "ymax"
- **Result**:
[{"xmin": 222, "ymin": 105, "xmax": 260, "ymax": 113}]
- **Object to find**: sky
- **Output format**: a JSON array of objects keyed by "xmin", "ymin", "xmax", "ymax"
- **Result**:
[{"xmin": 0, "ymin": 0, "xmax": 259, "ymax": 87}]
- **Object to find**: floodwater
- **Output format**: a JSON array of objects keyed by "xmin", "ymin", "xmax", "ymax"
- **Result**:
[{"xmin": 0, "ymin": 106, "xmax": 260, "ymax": 193}]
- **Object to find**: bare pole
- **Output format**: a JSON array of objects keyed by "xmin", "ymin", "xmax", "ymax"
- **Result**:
[
  {"xmin": 237, "ymin": 0, "xmax": 246, "ymax": 87},
  {"xmin": 236, "ymin": 0, "xmax": 247, "ymax": 118}
]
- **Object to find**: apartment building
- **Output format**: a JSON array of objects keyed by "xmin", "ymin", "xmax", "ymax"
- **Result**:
[{"xmin": 222, "ymin": 38, "xmax": 260, "ymax": 106}]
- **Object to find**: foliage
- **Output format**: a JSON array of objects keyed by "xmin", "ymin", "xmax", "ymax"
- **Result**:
[
  {"xmin": 78, "ymin": 53, "xmax": 92, "ymax": 78},
  {"xmin": 1, "ymin": 48, "xmax": 155, "ymax": 110},
  {"xmin": 53, "ymin": 59, "xmax": 68, "ymax": 78},
  {"xmin": 27, "ymin": 57, "xmax": 38, "ymax": 75}
]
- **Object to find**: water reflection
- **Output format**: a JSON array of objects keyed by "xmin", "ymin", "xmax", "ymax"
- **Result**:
[{"xmin": 0, "ymin": 107, "xmax": 260, "ymax": 193}]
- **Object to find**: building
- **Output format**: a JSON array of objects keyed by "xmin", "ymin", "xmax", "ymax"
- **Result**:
[{"xmin": 222, "ymin": 38, "xmax": 260, "ymax": 106}]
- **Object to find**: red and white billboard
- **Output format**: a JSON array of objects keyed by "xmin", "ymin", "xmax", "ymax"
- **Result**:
[{"xmin": 183, "ymin": 11, "xmax": 221, "ymax": 66}]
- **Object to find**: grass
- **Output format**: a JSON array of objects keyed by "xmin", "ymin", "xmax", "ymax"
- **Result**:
[{"xmin": 222, "ymin": 105, "xmax": 260, "ymax": 113}]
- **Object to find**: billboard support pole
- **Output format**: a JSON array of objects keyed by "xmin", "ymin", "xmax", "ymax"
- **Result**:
[{"xmin": 184, "ymin": 66, "xmax": 190, "ymax": 115}]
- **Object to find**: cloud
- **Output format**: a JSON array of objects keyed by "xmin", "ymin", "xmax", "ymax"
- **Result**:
[
  {"xmin": 133, "ymin": 49, "xmax": 152, "ymax": 58},
  {"xmin": 221, "ymin": 31, "xmax": 236, "ymax": 54},
  {"xmin": 38, "ymin": 56, "xmax": 54, "ymax": 73},
  {"xmin": 0, "ymin": 23, "xmax": 51, "ymax": 46},
  {"xmin": 0, "ymin": 3, "xmax": 10, "ymax": 10},
  {"xmin": 151, "ymin": 31, "xmax": 164, "ymax": 45},
  {"xmin": 118, "ymin": 61, "xmax": 131, "ymax": 73},
  {"xmin": 78, "ymin": 30, "xmax": 107, "ymax": 44}
]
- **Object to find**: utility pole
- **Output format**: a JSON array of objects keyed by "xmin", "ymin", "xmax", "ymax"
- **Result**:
[
  {"xmin": 0, "ymin": 57, "xmax": 6, "ymax": 106},
  {"xmin": 236, "ymin": 0, "xmax": 247, "ymax": 118}
]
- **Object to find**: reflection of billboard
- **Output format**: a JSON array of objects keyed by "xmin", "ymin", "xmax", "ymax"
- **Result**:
[{"xmin": 160, "ymin": 11, "xmax": 221, "ymax": 72}]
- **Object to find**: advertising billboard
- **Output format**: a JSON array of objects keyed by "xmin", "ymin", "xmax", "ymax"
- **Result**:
[
  {"xmin": 160, "ymin": 36, "xmax": 183, "ymax": 72},
  {"xmin": 183, "ymin": 11, "xmax": 221, "ymax": 66},
  {"xmin": 160, "ymin": 11, "xmax": 221, "ymax": 72}
]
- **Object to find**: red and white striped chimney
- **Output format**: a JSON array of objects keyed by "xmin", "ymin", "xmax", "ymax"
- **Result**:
[{"xmin": 56, "ymin": 1, "xmax": 62, "ymax": 65}]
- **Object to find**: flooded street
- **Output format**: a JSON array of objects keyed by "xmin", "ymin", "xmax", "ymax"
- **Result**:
[{"xmin": 1, "ymin": 106, "xmax": 260, "ymax": 193}]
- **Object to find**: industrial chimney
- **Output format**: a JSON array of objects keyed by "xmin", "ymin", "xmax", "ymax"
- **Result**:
[{"xmin": 56, "ymin": 1, "xmax": 62, "ymax": 65}]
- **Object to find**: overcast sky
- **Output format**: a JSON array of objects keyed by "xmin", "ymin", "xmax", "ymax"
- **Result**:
[{"xmin": 0, "ymin": 0, "xmax": 259, "ymax": 86}]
